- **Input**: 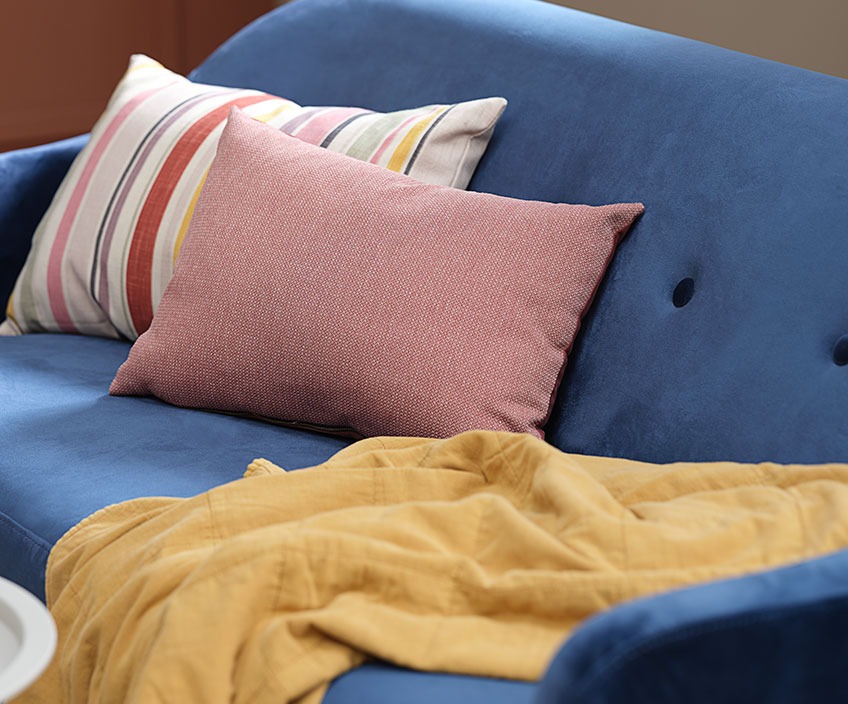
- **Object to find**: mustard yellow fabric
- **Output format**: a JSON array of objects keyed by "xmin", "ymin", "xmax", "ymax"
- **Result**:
[{"xmin": 18, "ymin": 431, "xmax": 848, "ymax": 703}]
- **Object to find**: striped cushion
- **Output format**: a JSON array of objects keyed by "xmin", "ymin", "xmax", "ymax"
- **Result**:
[{"xmin": 2, "ymin": 55, "xmax": 506, "ymax": 340}]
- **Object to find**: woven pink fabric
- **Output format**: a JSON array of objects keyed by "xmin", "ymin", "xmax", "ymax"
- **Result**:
[{"xmin": 111, "ymin": 109, "xmax": 643, "ymax": 439}]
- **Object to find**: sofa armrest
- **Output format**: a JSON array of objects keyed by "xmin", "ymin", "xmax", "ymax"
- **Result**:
[
  {"xmin": 0, "ymin": 135, "xmax": 88, "ymax": 305},
  {"xmin": 536, "ymin": 549, "xmax": 848, "ymax": 704}
]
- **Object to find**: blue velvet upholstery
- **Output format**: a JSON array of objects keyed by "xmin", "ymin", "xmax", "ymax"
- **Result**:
[
  {"xmin": 2, "ymin": 0, "xmax": 848, "ymax": 701},
  {"xmin": 0, "ymin": 135, "xmax": 87, "ymax": 305},
  {"xmin": 194, "ymin": 0, "xmax": 848, "ymax": 465},
  {"xmin": 537, "ymin": 549, "xmax": 848, "ymax": 703},
  {"xmin": 0, "ymin": 335, "xmax": 349, "ymax": 599},
  {"xmin": 325, "ymin": 664, "xmax": 536, "ymax": 704}
]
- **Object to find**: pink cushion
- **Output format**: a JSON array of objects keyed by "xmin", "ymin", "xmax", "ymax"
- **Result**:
[{"xmin": 111, "ymin": 109, "xmax": 643, "ymax": 439}]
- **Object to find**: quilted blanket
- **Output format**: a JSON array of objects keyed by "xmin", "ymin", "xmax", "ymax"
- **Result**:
[{"xmin": 18, "ymin": 431, "xmax": 848, "ymax": 703}]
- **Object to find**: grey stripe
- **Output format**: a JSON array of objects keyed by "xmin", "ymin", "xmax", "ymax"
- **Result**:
[
  {"xmin": 403, "ymin": 105, "xmax": 456, "ymax": 175},
  {"xmin": 89, "ymin": 90, "xmax": 223, "ymax": 304},
  {"xmin": 319, "ymin": 112, "xmax": 370, "ymax": 148}
]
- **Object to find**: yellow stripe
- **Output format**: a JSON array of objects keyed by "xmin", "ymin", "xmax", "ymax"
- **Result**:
[
  {"xmin": 5, "ymin": 291, "xmax": 14, "ymax": 323},
  {"xmin": 128, "ymin": 58, "xmax": 163, "ymax": 75},
  {"xmin": 249, "ymin": 101, "xmax": 299, "ymax": 125},
  {"xmin": 173, "ymin": 170, "xmax": 209, "ymax": 264},
  {"xmin": 386, "ymin": 106, "xmax": 449, "ymax": 173},
  {"xmin": 173, "ymin": 103, "xmax": 297, "ymax": 263}
]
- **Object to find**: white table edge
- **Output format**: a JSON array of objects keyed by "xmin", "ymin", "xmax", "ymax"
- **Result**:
[{"xmin": 0, "ymin": 578, "xmax": 57, "ymax": 701}]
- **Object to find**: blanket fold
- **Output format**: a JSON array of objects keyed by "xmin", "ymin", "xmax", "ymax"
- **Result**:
[{"xmin": 18, "ymin": 431, "xmax": 848, "ymax": 703}]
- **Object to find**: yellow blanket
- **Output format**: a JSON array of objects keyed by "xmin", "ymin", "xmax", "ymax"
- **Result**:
[{"xmin": 19, "ymin": 431, "xmax": 848, "ymax": 703}]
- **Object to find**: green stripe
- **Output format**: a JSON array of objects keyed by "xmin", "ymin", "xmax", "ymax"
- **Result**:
[{"xmin": 342, "ymin": 109, "xmax": 419, "ymax": 161}]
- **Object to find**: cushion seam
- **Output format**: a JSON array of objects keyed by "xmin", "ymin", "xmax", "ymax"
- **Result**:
[{"xmin": 0, "ymin": 509, "xmax": 53, "ymax": 553}]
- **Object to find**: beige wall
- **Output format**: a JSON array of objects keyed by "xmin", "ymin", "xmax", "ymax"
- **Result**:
[{"xmin": 546, "ymin": 0, "xmax": 848, "ymax": 78}]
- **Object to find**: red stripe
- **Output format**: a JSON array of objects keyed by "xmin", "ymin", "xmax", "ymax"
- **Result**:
[{"xmin": 125, "ymin": 95, "xmax": 268, "ymax": 335}]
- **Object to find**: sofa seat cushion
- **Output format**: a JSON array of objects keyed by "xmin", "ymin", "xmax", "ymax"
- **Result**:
[
  {"xmin": 324, "ymin": 664, "xmax": 536, "ymax": 704},
  {"xmin": 3, "ymin": 334, "xmax": 540, "ymax": 700},
  {"xmin": 0, "ymin": 334, "xmax": 350, "ymax": 599}
]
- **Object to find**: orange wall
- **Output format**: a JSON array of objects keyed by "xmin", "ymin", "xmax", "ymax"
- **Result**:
[{"xmin": 0, "ymin": 0, "xmax": 274, "ymax": 151}]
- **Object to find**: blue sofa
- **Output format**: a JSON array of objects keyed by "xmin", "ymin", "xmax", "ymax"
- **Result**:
[{"xmin": 2, "ymin": 0, "xmax": 848, "ymax": 701}]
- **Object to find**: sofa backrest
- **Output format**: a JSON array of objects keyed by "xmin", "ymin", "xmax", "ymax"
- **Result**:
[{"xmin": 192, "ymin": 0, "xmax": 848, "ymax": 464}]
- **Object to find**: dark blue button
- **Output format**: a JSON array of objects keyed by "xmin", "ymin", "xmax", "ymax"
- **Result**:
[
  {"xmin": 673, "ymin": 278, "xmax": 695, "ymax": 308},
  {"xmin": 833, "ymin": 335, "xmax": 848, "ymax": 366}
]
